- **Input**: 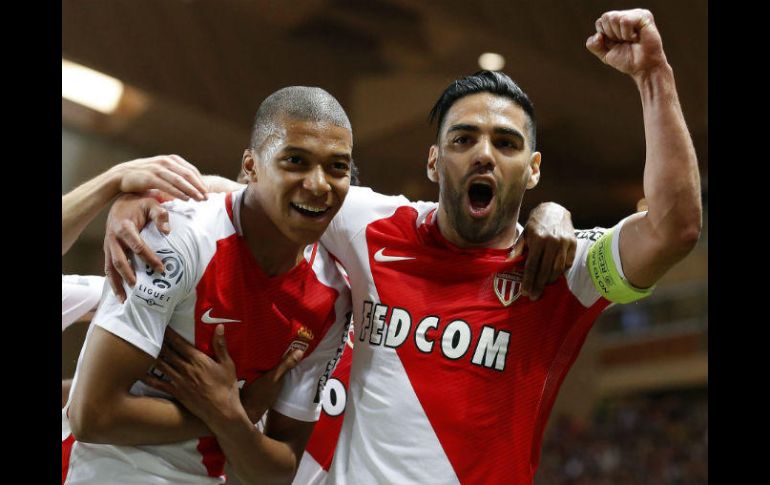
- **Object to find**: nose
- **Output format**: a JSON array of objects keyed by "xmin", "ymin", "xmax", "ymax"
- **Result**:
[
  {"xmin": 472, "ymin": 138, "xmax": 495, "ymax": 172},
  {"xmin": 303, "ymin": 164, "xmax": 331, "ymax": 196}
]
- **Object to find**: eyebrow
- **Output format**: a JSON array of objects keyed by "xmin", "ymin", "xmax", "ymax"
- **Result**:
[
  {"xmin": 446, "ymin": 123, "xmax": 525, "ymax": 144},
  {"xmin": 283, "ymin": 145, "xmax": 352, "ymax": 161}
]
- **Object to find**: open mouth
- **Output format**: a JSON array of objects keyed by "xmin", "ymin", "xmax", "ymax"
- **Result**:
[
  {"xmin": 290, "ymin": 202, "xmax": 330, "ymax": 219},
  {"xmin": 467, "ymin": 182, "xmax": 495, "ymax": 217}
]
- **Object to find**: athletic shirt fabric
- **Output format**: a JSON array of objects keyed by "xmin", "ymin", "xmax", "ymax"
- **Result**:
[
  {"xmin": 62, "ymin": 189, "xmax": 352, "ymax": 485},
  {"xmin": 62, "ymin": 274, "xmax": 105, "ymax": 331},
  {"xmin": 317, "ymin": 186, "xmax": 622, "ymax": 485},
  {"xmin": 293, "ymin": 326, "xmax": 354, "ymax": 485}
]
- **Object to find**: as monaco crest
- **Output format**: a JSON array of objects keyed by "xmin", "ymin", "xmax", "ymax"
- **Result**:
[{"xmin": 493, "ymin": 271, "xmax": 522, "ymax": 307}]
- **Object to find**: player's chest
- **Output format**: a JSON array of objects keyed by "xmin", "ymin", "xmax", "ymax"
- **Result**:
[{"xmin": 190, "ymin": 249, "xmax": 338, "ymax": 379}]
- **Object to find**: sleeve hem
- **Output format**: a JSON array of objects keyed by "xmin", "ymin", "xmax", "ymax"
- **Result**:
[
  {"xmin": 271, "ymin": 399, "xmax": 320, "ymax": 423},
  {"xmin": 587, "ymin": 223, "xmax": 654, "ymax": 304},
  {"xmin": 94, "ymin": 319, "xmax": 161, "ymax": 357},
  {"xmin": 610, "ymin": 213, "xmax": 655, "ymax": 292}
]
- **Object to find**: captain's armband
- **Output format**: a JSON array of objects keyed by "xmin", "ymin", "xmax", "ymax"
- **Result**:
[{"xmin": 586, "ymin": 227, "xmax": 653, "ymax": 304}]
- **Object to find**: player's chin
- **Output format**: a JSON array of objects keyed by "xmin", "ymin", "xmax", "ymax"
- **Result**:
[
  {"xmin": 455, "ymin": 207, "xmax": 503, "ymax": 244},
  {"xmin": 286, "ymin": 226, "xmax": 326, "ymax": 246},
  {"xmin": 290, "ymin": 210, "xmax": 339, "ymax": 242}
]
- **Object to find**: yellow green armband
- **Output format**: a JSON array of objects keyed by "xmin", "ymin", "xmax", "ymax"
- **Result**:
[{"xmin": 586, "ymin": 227, "xmax": 653, "ymax": 304}]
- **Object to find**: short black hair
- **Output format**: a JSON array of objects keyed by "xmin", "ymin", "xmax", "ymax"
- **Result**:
[
  {"xmin": 428, "ymin": 70, "xmax": 536, "ymax": 151},
  {"xmin": 250, "ymin": 86, "xmax": 352, "ymax": 153}
]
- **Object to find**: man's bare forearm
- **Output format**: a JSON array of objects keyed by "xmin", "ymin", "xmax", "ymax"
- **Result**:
[
  {"xmin": 62, "ymin": 168, "xmax": 122, "ymax": 254},
  {"xmin": 68, "ymin": 327, "xmax": 212, "ymax": 445},
  {"xmin": 636, "ymin": 64, "xmax": 702, "ymax": 249},
  {"xmin": 620, "ymin": 63, "xmax": 702, "ymax": 288},
  {"xmin": 71, "ymin": 393, "xmax": 212, "ymax": 445},
  {"xmin": 202, "ymin": 175, "xmax": 244, "ymax": 193}
]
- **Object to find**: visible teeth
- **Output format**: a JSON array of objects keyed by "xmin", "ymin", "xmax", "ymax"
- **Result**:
[{"xmin": 294, "ymin": 203, "xmax": 327, "ymax": 213}]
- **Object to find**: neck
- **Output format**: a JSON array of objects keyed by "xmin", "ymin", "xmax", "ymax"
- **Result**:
[
  {"xmin": 240, "ymin": 185, "xmax": 306, "ymax": 276},
  {"xmin": 435, "ymin": 204, "xmax": 522, "ymax": 251}
]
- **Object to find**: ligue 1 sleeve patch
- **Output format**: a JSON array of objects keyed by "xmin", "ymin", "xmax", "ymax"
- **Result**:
[
  {"xmin": 133, "ymin": 248, "xmax": 185, "ymax": 309},
  {"xmin": 586, "ymin": 228, "xmax": 653, "ymax": 304}
]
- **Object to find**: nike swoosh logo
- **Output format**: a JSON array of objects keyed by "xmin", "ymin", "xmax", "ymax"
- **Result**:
[
  {"xmin": 201, "ymin": 308, "xmax": 241, "ymax": 324},
  {"xmin": 374, "ymin": 248, "xmax": 416, "ymax": 263}
]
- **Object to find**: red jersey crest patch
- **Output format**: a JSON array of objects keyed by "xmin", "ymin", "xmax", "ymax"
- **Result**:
[{"xmin": 493, "ymin": 271, "xmax": 522, "ymax": 307}]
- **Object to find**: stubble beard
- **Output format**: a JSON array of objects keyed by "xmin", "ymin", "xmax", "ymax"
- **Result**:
[{"xmin": 440, "ymin": 175, "xmax": 522, "ymax": 246}]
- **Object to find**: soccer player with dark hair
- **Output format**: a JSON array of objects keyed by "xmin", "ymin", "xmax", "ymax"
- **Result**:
[
  {"xmin": 63, "ymin": 86, "xmax": 358, "ymax": 484},
  {"xmin": 95, "ymin": 8, "xmax": 694, "ymax": 484}
]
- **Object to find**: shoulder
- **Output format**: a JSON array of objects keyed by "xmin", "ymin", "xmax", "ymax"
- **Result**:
[
  {"xmin": 161, "ymin": 191, "xmax": 232, "ymax": 235},
  {"xmin": 334, "ymin": 186, "xmax": 436, "ymax": 231},
  {"xmin": 151, "ymin": 191, "xmax": 237, "ymax": 255}
]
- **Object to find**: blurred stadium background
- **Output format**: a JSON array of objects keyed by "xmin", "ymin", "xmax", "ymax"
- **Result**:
[{"xmin": 62, "ymin": 1, "xmax": 707, "ymax": 483}]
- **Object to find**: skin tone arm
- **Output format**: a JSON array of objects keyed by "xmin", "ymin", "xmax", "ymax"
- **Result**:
[
  {"xmin": 586, "ymin": 9, "xmax": 702, "ymax": 287},
  {"xmin": 67, "ymin": 323, "xmax": 300, "ymax": 446},
  {"xmin": 62, "ymin": 154, "xmax": 208, "ymax": 255},
  {"xmin": 67, "ymin": 325, "xmax": 211, "ymax": 444},
  {"xmin": 103, "ymin": 187, "xmax": 577, "ymax": 301},
  {"xmin": 145, "ymin": 325, "xmax": 311, "ymax": 484}
]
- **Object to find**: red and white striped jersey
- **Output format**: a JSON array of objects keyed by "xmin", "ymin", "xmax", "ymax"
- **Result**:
[
  {"xmin": 318, "ymin": 186, "xmax": 622, "ymax": 485},
  {"xmin": 62, "ymin": 189, "xmax": 352, "ymax": 485},
  {"xmin": 293, "ymin": 326, "xmax": 354, "ymax": 485}
]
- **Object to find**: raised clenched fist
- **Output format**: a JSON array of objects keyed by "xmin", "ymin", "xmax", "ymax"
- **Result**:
[{"xmin": 585, "ymin": 9, "xmax": 668, "ymax": 79}]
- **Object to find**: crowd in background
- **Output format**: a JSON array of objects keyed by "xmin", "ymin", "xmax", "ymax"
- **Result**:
[{"xmin": 536, "ymin": 389, "xmax": 707, "ymax": 485}]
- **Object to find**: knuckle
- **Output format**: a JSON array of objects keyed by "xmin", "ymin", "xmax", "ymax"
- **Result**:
[
  {"xmin": 119, "ymin": 219, "xmax": 136, "ymax": 233},
  {"xmin": 114, "ymin": 261, "xmax": 129, "ymax": 274}
]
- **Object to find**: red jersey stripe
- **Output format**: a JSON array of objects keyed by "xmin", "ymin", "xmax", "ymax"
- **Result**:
[{"xmin": 62, "ymin": 434, "xmax": 75, "ymax": 484}]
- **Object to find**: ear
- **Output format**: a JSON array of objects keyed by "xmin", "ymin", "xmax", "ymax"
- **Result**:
[
  {"xmin": 525, "ymin": 151, "xmax": 541, "ymax": 189},
  {"xmin": 242, "ymin": 149, "xmax": 258, "ymax": 183},
  {"xmin": 427, "ymin": 145, "xmax": 439, "ymax": 183}
]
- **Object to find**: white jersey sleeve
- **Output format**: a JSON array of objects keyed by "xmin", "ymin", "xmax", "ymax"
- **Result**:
[
  {"xmin": 91, "ymin": 211, "xmax": 199, "ymax": 357},
  {"xmin": 567, "ymin": 215, "xmax": 652, "ymax": 307},
  {"xmin": 62, "ymin": 274, "xmax": 105, "ymax": 331}
]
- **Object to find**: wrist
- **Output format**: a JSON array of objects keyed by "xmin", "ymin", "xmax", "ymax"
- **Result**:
[
  {"xmin": 205, "ymin": 394, "xmax": 250, "ymax": 427},
  {"xmin": 207, "ymin": 403, "xmax": 253, "ymax": 436},
  {"xmin": 104, "ymin": 164, "xmax": 126, "ymax": 196},
  {"xmin": 633, "ymin": 62, "xmax": 675, "ymax": 93}
]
